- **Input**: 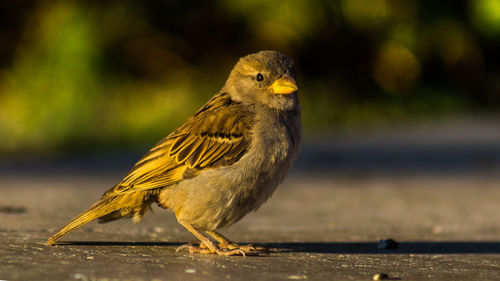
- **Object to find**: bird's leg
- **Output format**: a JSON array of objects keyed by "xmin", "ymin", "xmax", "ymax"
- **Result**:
[
  {"xmin": 205, "ymin": 230, "xmax": 243, "ymax": 249},
  {"xmin": 176, "ymin": 222, "xmax": 245, "ymax": 256},
  {"xmin": 206, "ymin": 230, "xmax": 269, "ymax": 254},
  {"xmin": 206, "ymin": 230, "xmax": 240, "ymax": 249}
]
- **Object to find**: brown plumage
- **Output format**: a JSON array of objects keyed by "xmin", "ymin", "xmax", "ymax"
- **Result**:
[{"xmin": 47, "ymin": 50, "xmax": 301, "ymax": 255}]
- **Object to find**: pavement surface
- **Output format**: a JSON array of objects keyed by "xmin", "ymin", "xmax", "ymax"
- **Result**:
[{"xmin": 1, "ymin": 118, "xmax": 500, "ymax": 281}]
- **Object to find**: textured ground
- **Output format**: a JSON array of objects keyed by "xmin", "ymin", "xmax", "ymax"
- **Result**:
[
  {"xmin": 2, "ymin": 173, "xmax": 500, "ymax": 281},
  {"xmin": 1, "ymin": 119, "xmax": 500, "ymax": 281}
]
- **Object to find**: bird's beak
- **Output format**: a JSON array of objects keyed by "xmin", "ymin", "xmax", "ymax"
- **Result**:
[{"xmin": 270, "ymin": 75, "xmax": 298, "ymax": 95}]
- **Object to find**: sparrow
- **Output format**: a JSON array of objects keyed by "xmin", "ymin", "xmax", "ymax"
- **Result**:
[{"xmin": 47, "ymin": 50, "xmax": 301, "ymax": 256}]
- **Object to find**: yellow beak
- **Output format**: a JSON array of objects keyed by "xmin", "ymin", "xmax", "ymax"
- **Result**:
[{"xmin": 270, "ymin": 75, "xmax": 298, "ymax": 95}]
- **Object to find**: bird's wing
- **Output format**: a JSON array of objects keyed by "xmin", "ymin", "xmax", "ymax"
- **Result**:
[{"xmin": 106, "ymin": 93, "xmax": 253, "ymax": 195}]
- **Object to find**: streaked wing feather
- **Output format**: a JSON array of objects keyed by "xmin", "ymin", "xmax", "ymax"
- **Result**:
[
  {"xmin": 131, "ymin": 165, "xmax": 187, "ymax": 191},
  {"xmin": 112, "ymin": 92, "xmax": 252, "ymax": 194},
  {"xmin": 202, "ymin": 141, "xmax": 233, "ymax": 166},
  {"xmin": 176, "ymin": 136, "xmax": 203, "ymax": 163},
  {"xmin": 198, "ymin": 141, "xmax": 226, "ymax": 168},
  {"xmin": 169, "ymin": 134, "xmax": 192, "ymax": 155},
  {"xmin": 187, "ymin": 139, "xmax": 211, "ymax": 168}
]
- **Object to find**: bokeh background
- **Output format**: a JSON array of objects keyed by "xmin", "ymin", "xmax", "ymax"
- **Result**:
[
  {"xmin": 2, "ymin": 2, "xmax": 500, "ymax": 278},
  {"xmin": 1, "ymin": 0, "xmax": 499, "ymax": 159}
]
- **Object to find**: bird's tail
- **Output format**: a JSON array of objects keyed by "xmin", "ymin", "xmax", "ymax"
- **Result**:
[{"xmin": 47, "ymin": 190, "xmax": 156, "ymax": 246}]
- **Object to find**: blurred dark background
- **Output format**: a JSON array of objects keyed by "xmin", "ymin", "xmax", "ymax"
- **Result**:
[{"xmin": 0, "ymin": 0, "xmax": 499, "ymax": 161}]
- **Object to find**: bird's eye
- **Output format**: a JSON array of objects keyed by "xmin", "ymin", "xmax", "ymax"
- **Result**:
[{"xmin": 256, "ymin": 73, "xmax": 264, "ymax": 82}]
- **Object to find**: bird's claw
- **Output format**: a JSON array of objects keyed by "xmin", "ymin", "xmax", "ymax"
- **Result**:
[
  {"xmin": 176, "ymin": 243, "xmax": 247, "ymax": 256},
  {"xmin": 175, "ymin": 244, "xmax": 193, "ymax": 253},
  {"xmin": 219, "ymin": 243, "xmax": 269, "ymax": 255}
]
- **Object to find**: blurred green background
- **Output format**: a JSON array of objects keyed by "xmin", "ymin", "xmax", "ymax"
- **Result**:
[{"xmin": 1, "ymin": 0, "xmax": 499, "ymax": 157}]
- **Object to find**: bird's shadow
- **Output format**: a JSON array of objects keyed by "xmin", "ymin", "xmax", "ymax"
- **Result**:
[
  {"xmin": 55, "ymin": 241, "xmax": 500, "ymax": 254},
  {"xmin": 267, "ymin": 242, "xmax": 500, "ymax": 254}
]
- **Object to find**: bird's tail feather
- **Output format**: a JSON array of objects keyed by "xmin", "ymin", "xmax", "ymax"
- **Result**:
[
  {"xmin": 46, "ymin": 198, "xmax": 116, "ymax": 246},
  {"xmin": 46, "ymin": 189, "xmax": 156, "ymax": 246}
]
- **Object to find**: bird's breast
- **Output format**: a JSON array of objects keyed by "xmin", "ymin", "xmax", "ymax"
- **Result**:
[{"xmin": 227, "ymin": 108, "xmax": 301, "ymax": 210}]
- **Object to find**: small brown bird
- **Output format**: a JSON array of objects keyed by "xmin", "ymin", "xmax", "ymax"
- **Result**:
[{"xmin": 47, "ymin": 50, "xmax": 301, "ymax": 256}]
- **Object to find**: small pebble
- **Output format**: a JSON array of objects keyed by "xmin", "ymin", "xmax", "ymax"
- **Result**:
[
  {"xmin": 86, "ymin": 256, "xmax": 94, "ymax": 260},
  {"xmin": 288, "ymin": 275, "xmax": 308, "ymax": 280},
  {"xmin": 432, "ymin": 225, "xmax": 443, "ymax": 234},
  {"xmin": 372, "ymin": 273, "xmax": 390, "ymax": 280},
  {"xmin": 153, "ymin": 227, "xmax": 165, "ymax": 233},
  {"xmin": 377, "ymin": 239, "xmax": 399, "ymax": 250},
  {"xmin": 185, "ymin": 268, "xmax": 196, "ymax": 274}
]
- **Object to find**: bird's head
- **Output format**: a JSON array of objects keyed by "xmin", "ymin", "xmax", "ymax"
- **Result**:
[{"xmin": 223, "ymin": 50, "xmax": 299, "ymax": 111}]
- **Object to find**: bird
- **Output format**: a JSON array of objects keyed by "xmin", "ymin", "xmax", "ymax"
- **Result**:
[{"xmin": 46, "ymin": 50, "xmax": 301, "ymax": 256}]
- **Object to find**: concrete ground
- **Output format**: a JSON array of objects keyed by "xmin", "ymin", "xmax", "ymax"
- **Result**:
[{"xmin": 1, "ymin": 119, "xmax": 500, "ymax": 281}]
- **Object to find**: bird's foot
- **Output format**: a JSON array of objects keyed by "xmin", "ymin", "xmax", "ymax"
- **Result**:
[
  {"xmin": 219, "ymin": 242, "xmax": 269, "ymax": 255},
  {"xmin": 205, "ymin": 230, "xmax": 269, "ymax": 255},
  {"xmin": 176, "ymin": 242, "xmax": 246, "ymax": 256}
]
